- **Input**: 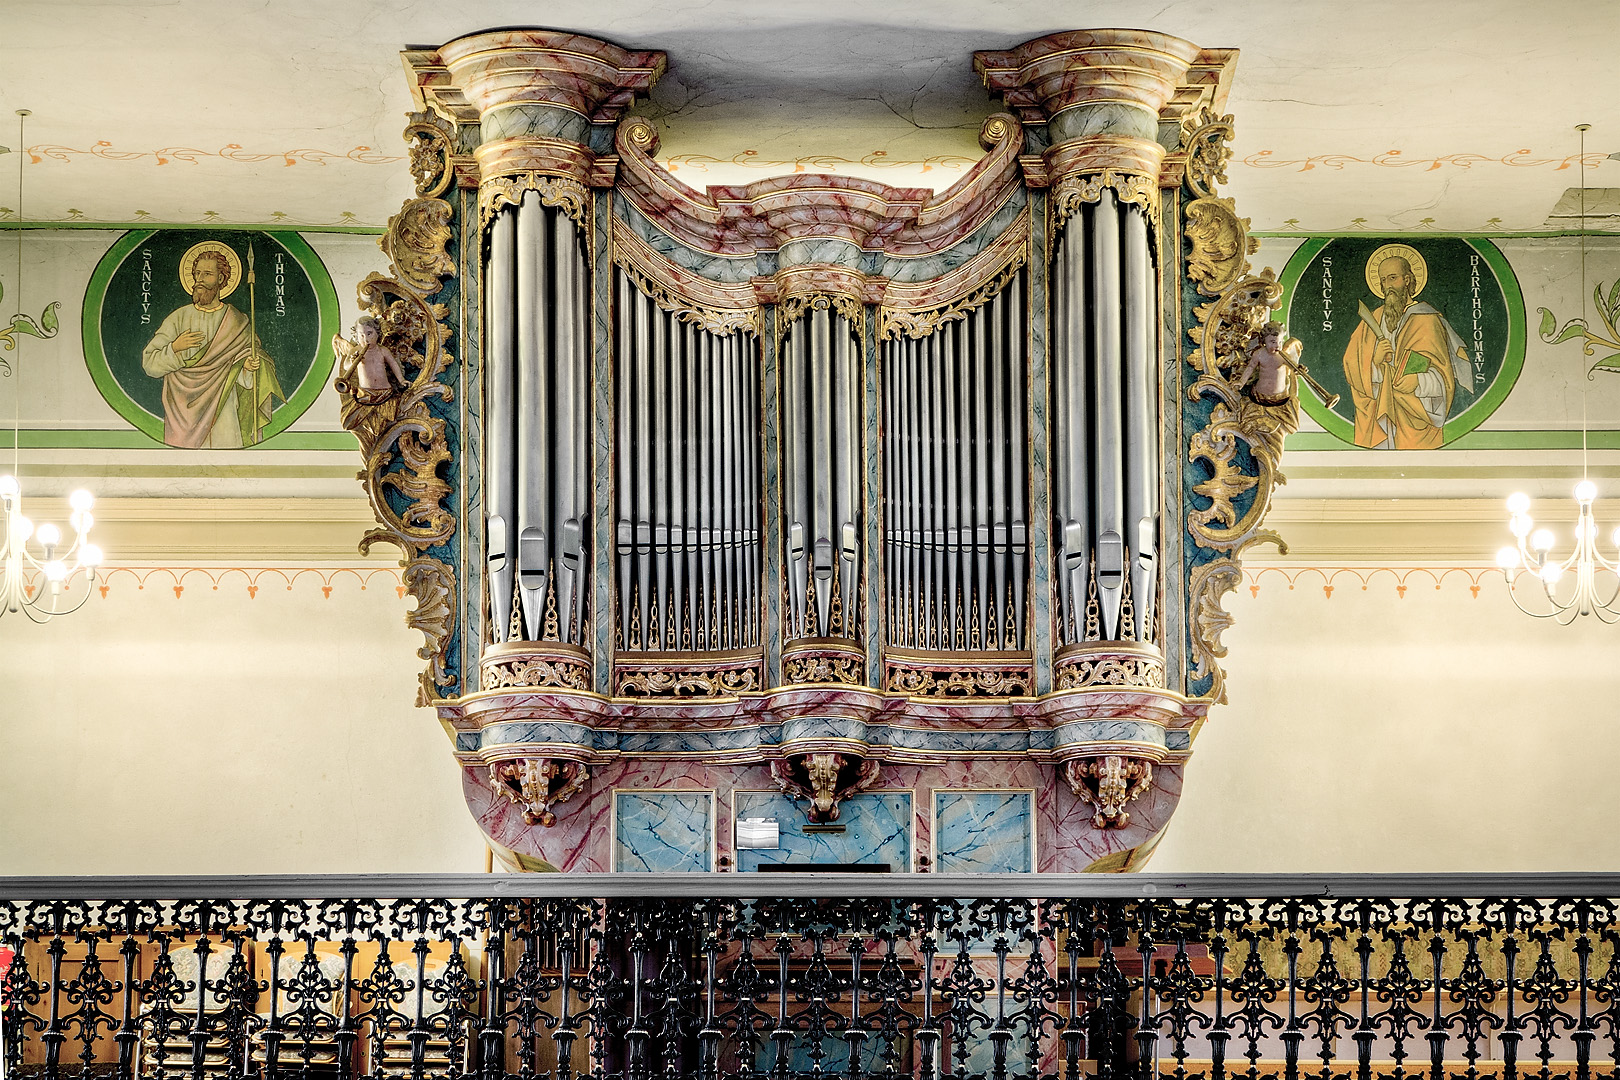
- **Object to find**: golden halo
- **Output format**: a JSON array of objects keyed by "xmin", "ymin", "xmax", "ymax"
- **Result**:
[
  {"xmin": 1365, "ymin": 243, "xmax": 1427, "ymax": 300},
  {"xmin": 178, "ymin": 241, "xmax": 243, "ymax": 300}
]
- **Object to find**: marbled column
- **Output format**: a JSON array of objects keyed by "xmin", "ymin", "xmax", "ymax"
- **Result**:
[
  {"xmin": 591, "ymin": 187, "xmax": 617, "ymax": 691},
  {"xmin": 1026, "ymin": 186, "xmax": 1053, "ymax": 691},
  {"xmin": 760, "ymin": 313, "xmax": 784, "ymax": 687},
  {"xmin": 860, "ymin": 306, "xmax": 883, "ymax": 686}
]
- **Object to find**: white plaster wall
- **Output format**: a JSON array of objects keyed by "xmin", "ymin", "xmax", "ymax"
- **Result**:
[
  {"xmin": 4, "ymin": 556, "xmax": 1617, "ymax": 875},
  {"xmin": 0, "ymin": 571, "xmax": 487, "ymax": 875},
  {"xmin": 1153, "ymin": 567, "xmax": 1620, "ymax": 872}
]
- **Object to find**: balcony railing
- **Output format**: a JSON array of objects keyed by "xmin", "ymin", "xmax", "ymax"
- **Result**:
[{"xmin": 5, "ymin": 875, "xmax": 1620, "ymax": 1080}]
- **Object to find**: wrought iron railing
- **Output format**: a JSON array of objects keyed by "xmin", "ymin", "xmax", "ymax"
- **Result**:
[{"xmin": 6, "ymin": 875, "xmax": 1620, "ymax": 1080}]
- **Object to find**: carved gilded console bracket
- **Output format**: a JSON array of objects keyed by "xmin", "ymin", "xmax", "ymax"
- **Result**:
[
  {"xmin": 1181, "ymin": 107, "xmax": 1301, "ymax": 704},
  {"xmin": 489, "ymin": 757, "xmax": 589, "ymax": 827},
  {"xmin": 1063, "ymin": 755, "xmax": 1154, "ymax": 829},
  {"xmin": 336, "ymin": 114, "xmax": 461, "ymax": 706},
  {"xmin": 771, "ymin": 754, "xmax": 882, "ymax": 824}
]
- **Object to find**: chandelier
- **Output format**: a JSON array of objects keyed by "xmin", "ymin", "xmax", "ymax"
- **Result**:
[
  {"xmin": 1496, "ymin": 123, "xmax": 1615, "ymax": 622},
  {"xmin": 1, "ymin": 108, "xmax": 102, "ymax": 621}
]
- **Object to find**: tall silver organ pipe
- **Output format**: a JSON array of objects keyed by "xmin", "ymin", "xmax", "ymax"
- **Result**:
[
  {"xmin": 483, "ymin": 194, "xmax": 591, "ymax": 645},
  {"xmin": 882, "ymin": 272, "xmax": 1029, "ymax": 651},
  {"xmin": 614, "ymin": 270, "xmax": 761, "ymax": 651},
  {"xmin": 1051, "ymin": 189, "xmax": 1160, "ymax": 645},
  {"xmin": 782, "ymin": 308, "xmax": 861, "ymax": 640}
]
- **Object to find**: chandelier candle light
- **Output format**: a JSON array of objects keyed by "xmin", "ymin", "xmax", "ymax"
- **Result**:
[{"xmin": 0, "ymin": 108, "xmax": 101, "ymax": 621}]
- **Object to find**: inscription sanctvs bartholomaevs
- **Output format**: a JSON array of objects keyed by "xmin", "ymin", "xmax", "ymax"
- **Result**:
[{"xmin": 335, "ymin": 28, "xmax": 1299, "ymax": 872}]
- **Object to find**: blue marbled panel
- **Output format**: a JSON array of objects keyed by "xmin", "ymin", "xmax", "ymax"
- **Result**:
[
  {"xmin": 1166, "ymin": 729, "xmax": 1190, "ymax": 751},
  {"xmin": 734, "ymin": 791, "xmax": 911, "ymax": 873},
  {"xmin": 1049, "ymin": 718, "xmax": 1166, "ymax": 749},
  {"xmin": 613, "ymin": 197, "xmax": 757, "ymax": 283},
  {"xmin": 614, "ymin": 727, "xmax": 775, "ymax": 756},
  {"xmin": 779, "ymin": 237, "xmax": 862, "ymax": 270},
  {"xmin": 874, "ymin": 188, "xmax": 1028, "ymax": 283},
  {"xmin": 481, "ymin": 104, "xmax": 591, "ymax": 146},
  {"xmin": 881, "ymin": 727, "xmax": 1034, "ymax": 754},
  {"xmin": 779, "ymin": 715, "xmax": 870, "ymax": 746},
  {"xmin": 614, "ymin": 791, "xmax": 713, "ymax": 872},
  {"xmin": 934, "ymin": 791, "xmax": 1032, "ymax": 873},
  {"xmin": 1049, "ymin": 101, "xmax": 1158, "ymax": 144},
  {"xmin": 476, "ymin": 721, "xmax": 595, "ymax": 750}
]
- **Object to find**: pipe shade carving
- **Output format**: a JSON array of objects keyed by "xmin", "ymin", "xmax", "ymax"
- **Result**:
[{"xmin": 347, "ymin": 28, "xmax": 1295, "ymax": 872}]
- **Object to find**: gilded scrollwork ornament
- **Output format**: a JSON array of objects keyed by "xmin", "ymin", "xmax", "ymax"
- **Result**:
[
  {"xmin": 1054, "ymin": 653, "xmax": 1165, "ymax": 691},
  {"xmin": 338, "ymin": 185, "xmax": 460, "ymax": 706},
  {"xmin": 1181, "ymin": 106, "xmax": 1236, "ymax": 200},
  {"xmin": 771, "ymin": 753, "xmax": 881, "ymax": 824},
  {"xmin": 478, "ymin": 172, "xmax": 591, "ymax": 233},
  {"xmin": 885, "ymin": 664, "xmax": 1031, "ymax": 698},
  {"xmin": 879, "ymin": 252, "xmax": 1026, "ymax": 341},
  {"xmin": 404, "ymin": 121, "xmax": 455, "ymax": 199},
  {"xmin": 613, "ymin": 254, "xmax": 760, "ymax": 337},
  {"xmin": 1052, "ymin": 169, "xmax": 1161, "ymax": 233},
  {"xmin": 1063, "ymin": 755, "xmax": 1153, "ymax": 829},
  {"xmin": 778, "ymin": 292, "xmax": 863, "ymax": 331},
  {"xmin": 481, "ymin": 655, "xmax": 592, "ymax": 692},
  {"xmin": 615, "ymin": 665, "xmax": 761, "ymax": 697},
  {"xmin": 489, "ymin": 758, "xmax": 589, "ymax": 827},
  {"xmin": 1180, "ymin": 113, "xmax": 1300, "ymax": 704}
]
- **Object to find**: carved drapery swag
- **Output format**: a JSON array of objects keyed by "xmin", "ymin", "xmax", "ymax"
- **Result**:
[{"xmin": 346, "ymin": 30, "xmax": 1294, "ymax": 856}]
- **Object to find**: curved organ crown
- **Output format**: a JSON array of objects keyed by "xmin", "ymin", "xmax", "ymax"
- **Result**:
[{"xmin": 350, "ymin": 29, "xmax": 1293, "ymax": 868}]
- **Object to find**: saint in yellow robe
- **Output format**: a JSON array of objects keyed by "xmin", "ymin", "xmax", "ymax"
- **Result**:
[{"xmin": 1342, "ymin": 302, "xmax": 1465, "ymax": 450}]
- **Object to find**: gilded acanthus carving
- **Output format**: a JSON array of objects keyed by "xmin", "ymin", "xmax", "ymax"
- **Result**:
[
  {"xmin": 338, "ymin": 166, "xmax": 460, "ymax": 705},
  {"xmin": 489, "ymin": 758, "xmax": 589, "ymax": 827},
  {"xmin": 1054, "ymin": 653, "xmax": 1166, "ymax": 691},
  {"xmin": 615, "ymin": 665, "xmax": 761, "ymax": 697},
  {"xmin": 1184, "ymin": 197, "xmax": 1255, "ymax": 299},
  {"xmin": 885, "ymin": 664, "xmax": 1032, "ymax": 698},
  {"xmin": 404, "ymin": 120, "xmax": 455, "ymax": 199},
  {"xmin": 1181, "ymin": 106, "xmax": 1236, "ymax": 200},
  {"xmin": 771, "ymin": 754, "xmax": 882, "ymax": 824},
  {"xmin": 1063, "ymin": 755, "xmax": 1154, "ymax": 829},
  {"xmin": 482, "ymin": 655, "xmax": 591, "ymax": 692},
  {"xmin": 612, "ymin": 251, "xmax": 759, "ymax": 337},
  {"xmin": 879, "ymin": 252, "xmax": 1027, "ymax": 341},
  {"xmin": 778, "ymin": 292, "xmax": 864, "ymax": 331},
  {"xmin": 478, "ymin": 172, "xmax": 590, "ymax": 232},
  {"xmin": 1051, "ymin": 169, "xmax": 1161, "ymax": 233},
  {"xmin": 782, "ymin": 652, "xmax": 864, "ymax": 686},
  {"xmin": 1180, "ymin": 117, "xmax": 1300, "ymax": 704}
]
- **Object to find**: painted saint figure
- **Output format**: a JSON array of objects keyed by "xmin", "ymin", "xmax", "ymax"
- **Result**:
[
  {"xmin": 141, "ymin": 243, "xmax": 282, "ymax": 448},
  {"xmin": 1342, "ymin": 246, "xmax": 1472, "ymax": 449}
]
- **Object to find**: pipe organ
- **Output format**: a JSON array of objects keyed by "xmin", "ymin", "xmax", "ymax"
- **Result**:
[{"xmin": 342, "ymin": 29, "xmax": 1301, "ymax": 871}]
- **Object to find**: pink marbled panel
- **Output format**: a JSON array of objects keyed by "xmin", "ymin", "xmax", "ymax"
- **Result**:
[
  {"xmin": 975, "ymin": 31, "xmax": 1202, "ymax": 117},
  {"xmin": 1040, "ymin": 762, "xmax": 1184, "ymax": 872}
]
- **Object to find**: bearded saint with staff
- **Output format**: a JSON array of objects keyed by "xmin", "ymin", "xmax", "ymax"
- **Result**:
[
  {"xmin": 1341, "ymin": 243, "xmax": 1473, "ymax": 450},
  {"xmin": 141, "ymin": 240, "xmax": 282, "ymax": 448}
]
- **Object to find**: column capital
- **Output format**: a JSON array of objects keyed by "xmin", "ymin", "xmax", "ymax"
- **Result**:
[
  {"xmin": 975, "ymin": 30, "xmax": 1204, "ymax": 185},
  {"xmin": 407, "ymin": 30, "xmax": 666, "ymax": 188}
]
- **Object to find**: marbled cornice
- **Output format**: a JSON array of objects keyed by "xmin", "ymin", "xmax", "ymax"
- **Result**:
[
  {"xmin": 975, "ymin": 30, "xmax": 1235, "ymax": 188},
  {"xmin": 613, "ymin": 113, "xmax": 1029, "ymax": 309}
]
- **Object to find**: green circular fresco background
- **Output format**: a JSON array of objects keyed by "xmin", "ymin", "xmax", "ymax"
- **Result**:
[
  {"xmin": 1280, "ymin": 236, "xmax": 1525, "ymax": 446},
  {"xmin": 83, "ymin": 230, "xmax": 337, "ymax": 446}
]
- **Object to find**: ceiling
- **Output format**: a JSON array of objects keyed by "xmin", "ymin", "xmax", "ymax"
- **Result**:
[{"xmin": 3, "ymin": 0, "xmax": 1617, "ymax": 231}]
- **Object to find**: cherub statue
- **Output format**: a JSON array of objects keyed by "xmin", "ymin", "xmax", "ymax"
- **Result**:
[
  {"xmin": 334, "ymin": 315, "xmax": 408, "ymax": 404},
  {"xmin": 1236, "ymin": 321, "xmax": 1303, "ymax": 406}
]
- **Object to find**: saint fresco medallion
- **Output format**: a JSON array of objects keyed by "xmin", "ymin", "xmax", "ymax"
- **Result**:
[
  {"xmin": 83, "ymin": 230, "xmax": 337, "ymax": 448},
  {"xmin": 1280, "ymin": 237, "xmax": 1525, "ymax": 448}
]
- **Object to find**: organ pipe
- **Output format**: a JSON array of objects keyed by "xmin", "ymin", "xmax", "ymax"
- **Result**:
[
  {"xmin": 485, "ymin": 196, "xmax": 591, "ymax": 646},
  {"xmin": 782, "ymin": 308, "xmax": 861, "ymax": 640},
  {"xmin": 882, "ymin": 273, "xmax": 1029, "ymax": 651},
  {"xmin": 1051, "ymin": 190, "xmax": 1161, "ymax": 646},
  {"xmin": 613, "ymin": 270, "xmax": 761, "ymax": 652}
]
